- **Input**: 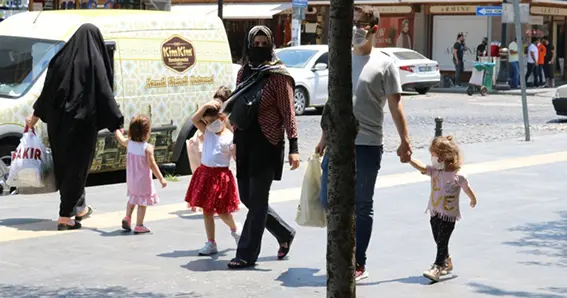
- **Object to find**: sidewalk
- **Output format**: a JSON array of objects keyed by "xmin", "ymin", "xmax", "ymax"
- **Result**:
[
  {"xmin": 1, "ymin": 134, "xmax": 567, "ymax": 297},
  {"xmin": 430, "ymin": 85, "xmax": 554, "ymax": 96}
]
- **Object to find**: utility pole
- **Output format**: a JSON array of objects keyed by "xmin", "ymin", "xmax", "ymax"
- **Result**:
[
  {"xmin": 217, "ymin": 0, "xmax": 223, "ymax": 19},
  {"xmin": 324, "ymin": 0, "xmax": 357, "ymax": 296}
]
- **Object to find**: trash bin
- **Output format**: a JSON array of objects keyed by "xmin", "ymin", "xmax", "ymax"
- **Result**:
[{"xmin": 467, "ymin": 62, "xmax": 496, "ymax": 96}]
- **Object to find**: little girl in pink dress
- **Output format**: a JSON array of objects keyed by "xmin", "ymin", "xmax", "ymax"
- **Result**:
[{"xmin": 115, "ymin": 115, "xmax": 167, "ymax": 234}]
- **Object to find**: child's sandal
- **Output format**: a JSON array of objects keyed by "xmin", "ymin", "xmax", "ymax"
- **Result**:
[{"xmin": 121, "ymin": 216, "xmax": 131, "ymax": 232}]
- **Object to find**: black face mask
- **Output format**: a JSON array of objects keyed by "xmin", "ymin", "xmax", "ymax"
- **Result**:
[{"xmin": 248, "ymin": 47, "xmax": 273, "ymax": 65}]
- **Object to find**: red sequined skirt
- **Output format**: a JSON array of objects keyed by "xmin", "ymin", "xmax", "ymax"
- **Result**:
[{"xmin": 185, "ymin": 165, "xmax": 240, "ymax": 214}]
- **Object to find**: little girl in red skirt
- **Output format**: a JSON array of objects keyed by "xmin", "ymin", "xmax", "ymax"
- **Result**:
[{"xmin": 185, "ymin": 86, "xmax": 241, "ymax": 256}]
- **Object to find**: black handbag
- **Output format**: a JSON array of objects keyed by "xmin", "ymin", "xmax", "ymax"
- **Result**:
[{"xmin": 223, "ymin": 70, "xmax": 270, "ymax": 130}]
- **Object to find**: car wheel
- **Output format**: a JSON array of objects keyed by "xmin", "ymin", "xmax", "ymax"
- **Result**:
[
  {"xmin": 0, "ymin": 144, "xmax": 17, "ymax": 194},
  {"xmin": 415, "ymin": 87, "xmax": 430, "ymax": 95},
  {"xmin": 294, "ymin": 88, "xmax": 308, "ymax": 115}
]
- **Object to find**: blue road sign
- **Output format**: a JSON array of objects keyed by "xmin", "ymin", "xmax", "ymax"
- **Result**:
[
  {"xmin": 292, "ymin": 0, "xmax": 308, "ymax": 8},
  {"xmin": 476, "ymin": 6, "xmax": 502, "ymax": 16}
]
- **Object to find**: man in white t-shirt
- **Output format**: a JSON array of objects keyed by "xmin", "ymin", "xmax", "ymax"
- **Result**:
[
  {"xmin": 525, "ymin": 36, "xmax": 540, "ymax": 87},
  {"xmin": 508, "ymin": 38, "xmax": 519, "ymax": 88}
]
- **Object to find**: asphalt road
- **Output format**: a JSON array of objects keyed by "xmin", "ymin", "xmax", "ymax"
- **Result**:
[{"xmin": 294, "ymin": 89, "xmax": 566, "ymax": 160}]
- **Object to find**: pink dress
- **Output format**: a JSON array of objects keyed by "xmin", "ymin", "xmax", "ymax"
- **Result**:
[{"xmin": 127, "ymin": 141, "xmax": 159, "ymax": 206}]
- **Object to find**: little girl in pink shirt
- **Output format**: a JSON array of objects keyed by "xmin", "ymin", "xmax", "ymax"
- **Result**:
[
  {"xmin": 114, "ymin": 115, "xmax": 167, "ymax": 234},
  {"xmin": 409, "ymin": 136, "xmax": 477, "ymax": 282}
]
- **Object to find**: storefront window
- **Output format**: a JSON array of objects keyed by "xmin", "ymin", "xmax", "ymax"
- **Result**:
[{"xmin": 374, "ymin": 16, "xmax": 414, "ymax": 49}]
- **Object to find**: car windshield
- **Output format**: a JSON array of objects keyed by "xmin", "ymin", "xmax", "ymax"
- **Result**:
[
  {"xmin": 393, "ymin": 51, "xmax": 426, "ymax": 60},
  {"xmin": 276, "ymin": 49, "xmax": 318, "ymax": 68},
  {"xmin": 0, "ymin": 36, "xmax": 64, "ymax": 98}
]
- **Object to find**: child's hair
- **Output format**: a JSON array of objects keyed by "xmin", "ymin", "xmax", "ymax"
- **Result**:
[
  {"xmin": 430, "ymin": 136, "xmax": 462, "ymax": 171},
  {"xmin": 129, "ymin": 115, "xmax": 151, "ymax": 142},
  {"xmin": 213, "ymin": 86, "xmax": 232, "ymax": 103},
  {"xmin": 203, "ymin": 86, "xmax": 232, "ymax": 118}
]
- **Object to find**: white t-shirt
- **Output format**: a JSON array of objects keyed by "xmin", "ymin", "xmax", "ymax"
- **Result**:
[
  {"xmin": 527, "ymin": 44, "xmax": 538, "ymax": 64},
  {"xmin": 201, "ymin": 129, "xmax": 233, "ymax": 167},
  {"xmin": 508, "ymin": 41, "xmax": 519, "ymax": 62}
]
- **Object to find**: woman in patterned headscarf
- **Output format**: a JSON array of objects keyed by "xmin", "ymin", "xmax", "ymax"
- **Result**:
[{"xmin": 224, "ymin": 25, "xmax": 300, "ymax": 269}]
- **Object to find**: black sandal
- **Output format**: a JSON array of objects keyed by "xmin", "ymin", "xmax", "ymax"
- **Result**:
[
  {"xmin": 75, "ymin": 206, "xmax": 93, "ymax": 222},
  {"xmin": 57, "ymin": 221, "xmax": 82, "ymax": 231},
  {"xmin": 227, "ymin": 258, "xmax": 254, "ymax": 269},
  {"xmin": 277, "ymin": 235, "xmax": 295, "ymax": 260}
]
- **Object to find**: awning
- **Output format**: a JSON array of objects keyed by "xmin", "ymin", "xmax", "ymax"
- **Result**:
[
  {"xmin": 170, "ymin": 4, "xmax": 217, "ymax": 15},
  {"xmin": 219, "ymin": 3, "xmax": 291, "ymax": 20},
  {"xmin": 171, "ymin": 2, "xmax": 291, "ymax": 19}
]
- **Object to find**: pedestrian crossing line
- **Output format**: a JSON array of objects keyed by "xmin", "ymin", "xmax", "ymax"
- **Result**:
[{"xmin": 0, "ymin": 151, "xmax": 566, "ymax": 243}]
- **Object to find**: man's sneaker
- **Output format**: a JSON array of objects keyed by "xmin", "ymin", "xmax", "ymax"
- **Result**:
[
  {"xmin": 198, "ymin": 241, "xmax": 218, "ymax": 256},
  {"xmin": 423, "ymin": 265, "xmax": 442, "ymax": 282},
  {"xmin": 442, "ymin": 256, "xmax": 453, "ymax": 274},
  {"xmin": 355, "ymin": 265, "xmax": 369, "ymax": 282},
  {"xmin": 231, "ymin": 223, "xmax": 242, "ymax": 245}
]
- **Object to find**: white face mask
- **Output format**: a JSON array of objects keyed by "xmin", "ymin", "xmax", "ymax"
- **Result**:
[
  {"xmin": 352, "ymin": 26, "xmax": 368, "ymax": 48},
  {"xmin": 206, "ymin": 119, "xmax": 224, "ymax": 133},
  {"xmin": 431, "ymin": 156, "xmax": 445, "ymax": 170}
]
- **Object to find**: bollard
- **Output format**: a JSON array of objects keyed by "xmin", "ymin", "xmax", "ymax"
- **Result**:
[{"xmin": 435, "ymin": 117, "xmax": 443, "ymax": 137}]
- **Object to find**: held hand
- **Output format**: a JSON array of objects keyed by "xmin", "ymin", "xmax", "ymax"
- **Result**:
[
  {"xmin": 470, "ymin": 198, "xmax": 477, "ymax": 208},
  {"xmin": 288, "ymin": 153, "xmax": 300, "ymax": 170},
  {"xmin": 315, "ymin": 139, "xmax": 326, "ymax": 156},
  {"xmin": 397, "ymin": 140, "xmax": 412, "ymax": 163},
  {"xmin": 25, "ymin": 116, "xmax": 35, "ymax": 129},
  {"xmin": 159, "ymin": 178, "xmax": 167, "ymax": 188}
]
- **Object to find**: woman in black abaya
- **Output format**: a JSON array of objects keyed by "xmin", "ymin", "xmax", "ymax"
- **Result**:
[{"xmin": 26, "ymin": 23, "xmax": 124, "ymax": 231}]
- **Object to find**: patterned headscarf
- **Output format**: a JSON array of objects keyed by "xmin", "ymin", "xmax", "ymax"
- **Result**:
[{"xmin": 247, "ymin": 25, "xmax": 274, "ymax": 49}]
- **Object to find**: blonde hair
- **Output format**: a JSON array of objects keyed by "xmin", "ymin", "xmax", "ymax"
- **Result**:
[{"xmin": 429, "ymin": 136, "xmax": 462, "ymax": 171}]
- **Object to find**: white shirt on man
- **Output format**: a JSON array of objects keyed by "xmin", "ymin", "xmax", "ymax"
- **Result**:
[
  {"xmin": 508, "ymin": 41, "xmax": 519, "ymax": 62},
  {"xmin": 527, "ymin": 44, "xmax": 538, "ymax": 64}
]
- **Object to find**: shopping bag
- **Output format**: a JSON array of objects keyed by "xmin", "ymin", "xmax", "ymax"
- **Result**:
[
  {"xmin": 296, "ymin": 154, "xmax": 327, "ymax": 228},
  {"xmin": 7, "ymin": 127, "xmax": 47, "ymax": 188},
  {"xmin": 187, "ymin": 131, "xmax": 203, "ymax": 174}
]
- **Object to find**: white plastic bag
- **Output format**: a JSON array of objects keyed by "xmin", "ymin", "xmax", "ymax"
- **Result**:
[
  {"xmin": 7, "ymin": 128, "xmax": 47, "ymax": 188},
  {"xmin": 296, "ymin": 154, "xmax": 327, "ymax": 228},
  {"xmin": 187, "ymin": 131, "xmax": 203, "ymax": 174}
]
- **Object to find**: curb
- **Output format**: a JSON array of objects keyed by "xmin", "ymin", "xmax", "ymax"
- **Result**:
[{"xmin": 430, "ymin": 88, "xmax": 549, "ymax": 96}]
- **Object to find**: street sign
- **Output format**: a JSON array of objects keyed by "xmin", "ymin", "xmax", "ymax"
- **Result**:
[
  {"xmin": 292, "ymin": 0, "xmax": 308, "ymax": 8},
  {"xmin": 476, "ymin": 6, "xmax": 502, "ymax": 16},
  {"xmin": 502, "ymin": 3, "xmax": 529, "ymax": 24}
]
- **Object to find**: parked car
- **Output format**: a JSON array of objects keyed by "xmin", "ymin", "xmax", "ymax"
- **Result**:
[
  {"xmin": 552, "ymin": 86, "xmax": 567, "ymax": 116},
  {"xmin": 275, "ymin": 45, "xmax": 328, "ymax": 115},
  {"xmin": 274, "ymin": 45, "xmax": 440, "ymax": 115},
  {"xmin": 378, "ymin": 47, "xmax": 441, "ymax": 95}
]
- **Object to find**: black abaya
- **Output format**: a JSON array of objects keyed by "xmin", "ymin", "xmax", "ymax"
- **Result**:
[{"xmin": 32, "ymin": 23, "xmax": 124, "ymax": 217}]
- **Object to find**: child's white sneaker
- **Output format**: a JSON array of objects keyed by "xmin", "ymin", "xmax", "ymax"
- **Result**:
[
  {"xmin": 231, "ymin": 223, "xmax": 242, "ymax": 245},
  {"xmin": 423, "ymin": 265, "xmax": 442, "ymax": 282},
  {"xmin": 198, "ymin": 241, "xmax": 218, "ymax": 256}
]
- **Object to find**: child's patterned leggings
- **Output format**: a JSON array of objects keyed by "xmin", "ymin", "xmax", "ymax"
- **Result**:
[{"xmin": 430, "ymin": 215, "xmax": 456, "ymax": 266}]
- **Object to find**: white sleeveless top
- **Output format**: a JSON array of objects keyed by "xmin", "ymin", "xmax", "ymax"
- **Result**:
[{"xmin": 201, "ymin": 129, "xmax": 233, "ymax": 167}]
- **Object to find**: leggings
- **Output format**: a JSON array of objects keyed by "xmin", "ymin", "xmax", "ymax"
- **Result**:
[{"xmin": 430, "ymin": 215, "xmax": 455, "ymax": 266}]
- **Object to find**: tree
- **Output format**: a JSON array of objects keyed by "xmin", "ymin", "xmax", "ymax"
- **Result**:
[{"xmin": 323, "ymin": 0, "xmax": 358, "ymax": 297}]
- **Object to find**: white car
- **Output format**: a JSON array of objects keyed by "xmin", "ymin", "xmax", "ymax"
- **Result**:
[
  {"xmin": 275, "ymin": 45, "xmax": 328, "ymax": 115},
  {"xmin": 378, "ymin": 47, "xmax": 441, "ymax": 94},
  {"xmin": 552, "ymin": 86, "xmax": 567, "ymax": 116}
]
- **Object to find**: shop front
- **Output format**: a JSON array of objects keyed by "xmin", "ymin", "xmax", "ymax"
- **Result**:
[
  {"xmin": 529, "ymin": 1, "xmax": 567, "ymax": 80},
  {"xmin": 2, "ymin": 0, "xmax": 29, "ymax": 17}
]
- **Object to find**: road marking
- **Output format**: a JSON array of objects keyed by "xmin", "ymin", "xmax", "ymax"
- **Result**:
[{"xmin": 1, "ymin": 151, "xmax": 566, "ymax": 243}]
